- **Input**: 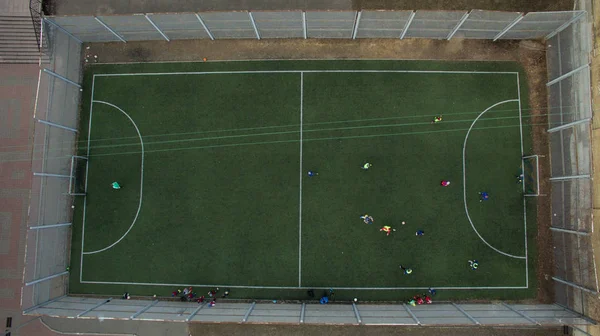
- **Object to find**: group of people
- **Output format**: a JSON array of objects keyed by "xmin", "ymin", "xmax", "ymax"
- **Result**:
[{"xmin": 171, "ymin": 287, "xmax": 229, "ymax": 307}]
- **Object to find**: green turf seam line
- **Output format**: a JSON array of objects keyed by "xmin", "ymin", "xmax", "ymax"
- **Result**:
[
  {"xmin": 85, "ymin": 122, "xmax": 546, "ymax": 158},
  {"xmin": 83, "ymin": 115, "xmax": 524, "ymax": 151},
  {"xmin": 83, "ymin": 100, "xmax": 145, "ymax": 255},
  {"xmin": 462, "ymin": 99, "xmax": 526, "ymax": 260}
]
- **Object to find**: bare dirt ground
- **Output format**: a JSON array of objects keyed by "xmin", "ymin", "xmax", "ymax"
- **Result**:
[
  {"xmin": 84, "ymin": 37, "xmax": 554, "ymax": 304},
  {"xmin": 189, "ymin": 324, "xmax": 564, "ymax": 336},
  {"xmin": 48, "ymin": 0, "xmax": 575, "ymax": 16}
]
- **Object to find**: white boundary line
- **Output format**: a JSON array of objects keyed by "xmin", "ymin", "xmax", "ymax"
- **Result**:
[
  {"xmin": 78, "ymin": 280, "xmax": 527, "ymax": 290},
  {"xmin": 298, "ymin": 72, "xmax": 303, "ymax": 288},
  {"xmin": 517, "ymin": 73, "xmax": 529, "ymax": 286},
  {"xmin": 462, "ymin": 99, "xmax": 526, "ymax": 260},
  {"xmin": 94, "ymin": 70, "xmax": 519, "ymax": 77},
  {"xmin": 80, "ymin": 75, "xmax": 96, "ymax": 282},
  {"xmin": 82, "ymin": 100, "xmax": 145, "ymax": 255},
  {"xmin": 80, "ymin": 70, "xmax": 529, "ymax": 289}
]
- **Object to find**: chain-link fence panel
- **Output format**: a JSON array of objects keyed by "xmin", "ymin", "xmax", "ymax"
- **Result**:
[
  {"xmin": 499, "ymin": 11, "xmax": 581, "ymax": 40},
  {"xmin": 200, "ymin": 12, "xmax": 256, "ymax": 39},
  {"xmin": 148, "ymin": 13, "xmax": 210, "ymax": 40},
  {"xmin": 551, "ymin": 179, "xmax": 592, "ymax": 231},
  {"xmin": 454, "ymin": 10, "xmax": 521, "ymax": 39},
  {"xmin": 98, "ymin": 15, "xmax": 164, "ymax": 41},
  {"xmin": 556, "ymin": 18, "xmax": 589, "ymax": 76},
  {"xmin": 355, "ymin": 11, "xmax": 412, "ymax": 38},
  {"xmin": 48, "ymin": 16, "xmax": 120, "ymax": 42},
  {"xmin": 403, "ymin": 11, "xmax": 466, "ymax": 39},
  {"xmin": 305, "ymin": 11, "xmax": 355, "ymax": 38},
  {"xmin": 252, "ymin": 11, "xmax": 303, "ymax": 38},
  {"xmin": 43, "ymin": 21, "xmax": 82, "ymax": 83},
  {"xmin": 547, "ymin": 71, "xmax": 592, "ymax": 129}
]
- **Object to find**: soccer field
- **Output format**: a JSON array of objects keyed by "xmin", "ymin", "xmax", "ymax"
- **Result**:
[{"xmin": 70, "ymin": 60, "xmax": 537, "ymax": 301}]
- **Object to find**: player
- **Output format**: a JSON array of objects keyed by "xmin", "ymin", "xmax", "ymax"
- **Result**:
[
  {"xmin": 468, "ymin": 259, "xmax": 479, "ymax": 270},
  {"xmin": 424, "ymin": 295, "xmax": 433, "ymax": 304},
  {"xmin": 112, "ymin": 181, "xmax": 121, "ymax": 190},
  {"xmin": 308, "ymin": 171, "xmax": 319, "ymax": 177},
  {"xmin": 431, "ymin": 116, "xmax": 443, "ymax": 124},
  {"xmin": 380, "ymin": 225, "xmax": 395, "ymax": 236},
  {"xmin": 361, "ymin": 162, "xmax": 372, "ymax": 170},
  {"xmin": 416, "ymin": 230, "xmax": 424, "ymax": 236},
  {"xmin": 479, "ymin": 191, "xmax": 489, "ymax": 202},
  {"xmin": 516, "ymin": 173, "xmax": 524, "ymax": 184},
  {"xmin": 441, "ymin": 180, "xmax": 450, "ymax": 187},
  {"xmin": 360, "ymin": 214, "xmax": 374, "ymax": 225},
  {"xmin": 408, "ymin": 298, "xmax": 416, "ymax": 306},
  {"xmin": 399, "ymin": 265, "xmax": 413, "ymax": 275}
]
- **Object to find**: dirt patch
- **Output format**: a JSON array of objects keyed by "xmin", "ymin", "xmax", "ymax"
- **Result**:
[{"xmin": 189, "ymin": 324, "xmax": 564, "ymax": 336}]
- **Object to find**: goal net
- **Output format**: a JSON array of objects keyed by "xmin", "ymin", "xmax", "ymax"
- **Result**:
[
  {"xmin": 522, "ymin": 155, "xmax": 540, "ymax": 197},
  {"xmin": 69, "ymin": 156, "xmax": 88, "ymax": 196}
]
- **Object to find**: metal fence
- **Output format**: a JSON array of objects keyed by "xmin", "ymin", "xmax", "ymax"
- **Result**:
[
  {"xmin": 43, "ymin": 10, "xmax": 585, "ymax": 42},
  {"xmin": 23, "ymin": 297, "xmax": 593, "ymax": 326},
  {"xmin": 22, "ymin": 15, "xmax": 83, "ymax": 312},
  {"xmin": 22, "ymin": 9, "xmax": 597, "ymax": 328},
  {"xmin": 545, "ymin": 10, "xmax": 597, "ymax": 322}
]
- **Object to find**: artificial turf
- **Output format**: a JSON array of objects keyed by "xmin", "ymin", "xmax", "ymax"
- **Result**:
[{"xmin": 70, "ymin": 60, "xmax": 537, "ymax": 301}]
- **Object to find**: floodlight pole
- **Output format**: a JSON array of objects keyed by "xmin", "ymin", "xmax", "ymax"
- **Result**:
[
  {"xmin": 42, "ymin": 68, "xmax": 81, "ymax": 88},
  {"xmin": 248, "ymin": 12, "xmax": 260, "ymax": 40}
]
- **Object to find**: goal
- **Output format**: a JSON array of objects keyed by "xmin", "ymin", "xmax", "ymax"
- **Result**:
[
  {"xmin": 522, "ymin": 155, "xmax": 541, "ymax": 197},
  {"xmin": 69, "ymin": 155, "xmax": 88, "ymax": 196}
]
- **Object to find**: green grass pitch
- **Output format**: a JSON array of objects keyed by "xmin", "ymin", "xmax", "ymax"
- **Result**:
[{"xmin": 70, "ymin": 60, "xmax": 537, "ymax": 301}]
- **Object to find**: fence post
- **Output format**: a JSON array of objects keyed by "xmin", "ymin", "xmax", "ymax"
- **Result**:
[
  {"xmin": 25, "ymin": 271, "xmax": 69, "ymax": 286},
  {"xmin": 549, "ymin": 174, "xmax": 591, "ymax": 181},
  {"xmin": 546, "ymin": 11, "xmax": 586, "ymax": 39},
  {"xmin": 547, "ymin": 118, "xmax": 591, "ymax": 133},
  {"xmin": 248, "ymin": 12, "xmax": 260, "ymax": 40},
  {"xmin": 130, "ymin": 300, "xmax": 158, "ymax": 319},
  {"xmin": 352, "ymin": 11, "xmax": 362, "ymax": 39},
  {"xmin": 403, "ymin": 303, "xmax": 421, "ymax": 325},
  {"xmin": 501, "ymin": 303, "xmax": 540, "ymax": 325},
  {"xmin": 29, "ymin": 223, "xmax": 72, "ymax": 230},
  {"xmin": 77, "ymin": 298, "xmax": 112, "ymax": 318},
  {"xmin": 145, "ymin": 14, "xmax": 170, "ymax": 41},
  {"xmin": 400, "ymin": 11, "xmax": 416, "ymax": 39},
  {"xmin": 43, "ymin": 18, "xmax": 83, "ymax": 44},
  {"xmin": 242, "ymin": 302, "xmax": 256, "ymax": 323},
  {"xmin": 447, "ymin": 11, "xmax": 470, "ymax": 40},
  {"xmin": 23, "ymin": 295, "xmax": 67, "ymax": 314},
  {"xmin": 95, "ymin": 16, "xmax": 127, "ymax": 43},
  {"xmin": 195, "ymin": 13, "xmax": 214, "ymax": 40},
  {"xmin": 186, "ymin": 302, "xmax": 206, "ymax": 322},
  {"xmin": 552, "ymin": 277, "xmax": 599, "ymax": 294},
  {"xmin": 493, "ymin": 14, "xmax": 524, "ymax": 41},
  {"xmin": 42, "ymin": 68, "xmax": 81, "ymax": 88},
  {"xmin": 37, "ymin": 118, "xmax": 78, "ymax": 133},
  {"xmin": 452, "ymin": 303, "xmax": 480, "ymax": 325},
  {"xmin": 302, "ymin": 12, "xmax": 308, "ymax": 39},
  {"xmin": 547, "ymin": 64, "xmax": 589, "ymax": 86},
  {"xmin": 352, "ymin": 302, "xmax": 362, "ymax": 324},
  {"xmin": 300, "ymin": 303, "xmax": 306, "ymax": 323},
  {"xmin": 550, "ymin": 227, "xmax": 590, "ymax": 236}
]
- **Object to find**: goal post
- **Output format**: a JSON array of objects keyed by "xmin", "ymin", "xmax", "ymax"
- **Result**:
[
  {"xmin": 522, "ymin": 155, "xmax": 541, "ymax": 197},
  {"xmin": 69, "ymin": 155, "xmax": 88, "ymax": 196}
]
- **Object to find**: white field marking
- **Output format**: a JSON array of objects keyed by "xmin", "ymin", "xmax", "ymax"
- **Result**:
[
  {"xmin": 92, "ymin": 58, "xmax": 525, "ymax": 65},
  {"xmin": 81, "ymin": 75, "xmax": 96, "ymax": 281},
  {"xmin": 79, "ymin": 280, "xmax": 528, "ymax": 290},
  {"xmin": 94, "ymin": 70, "xmax": 519, "ymax": 77},
  {"xmin": 462, "ymin": 99, "xmax": 526, "ymax": 260},
  {"xmin": 298, "ymin": 72, "xmax": 303, "ymax": 288},
  {"xmin": 517, "ymin": 73, "xmax": 529, "ymax": 286},
  {"xmin": 83, "ymin": 100, "xmax": 145, "ymax": 255}
]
